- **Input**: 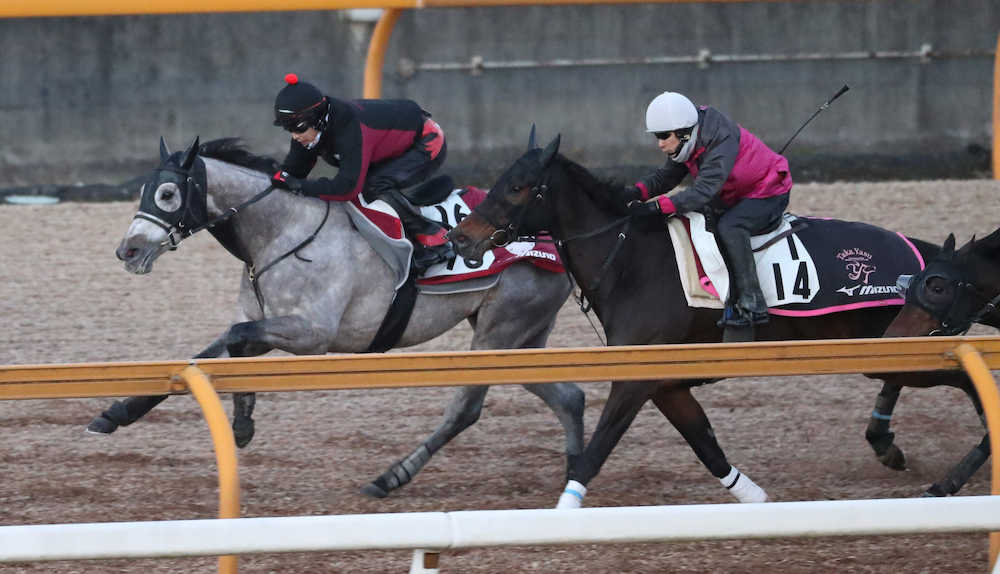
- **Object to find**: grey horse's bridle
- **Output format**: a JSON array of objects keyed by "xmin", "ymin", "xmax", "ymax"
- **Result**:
[{"xmin": 135, "ymin": 158, "xmax": 275, "ymax": 251}]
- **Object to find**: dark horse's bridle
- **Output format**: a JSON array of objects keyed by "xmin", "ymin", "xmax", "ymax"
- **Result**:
[
  {"xmin": 898, "ymin": 267, "xmax": 1000, "ymax": 336},
  {"xmin": 472, "ymin": 169, "xmax": 632, "ymax": 313}
]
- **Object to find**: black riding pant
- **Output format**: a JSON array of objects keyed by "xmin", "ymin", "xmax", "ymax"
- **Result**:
[
  {"xmin": 715, "ymin": 193, "xmax": 790, "ymax": 305},
  {"xmin": 715, "ymin": 193, "xmax": 789, "ymax": 239},
  {"xmin": 363, "ymin": 133, "xmax": 448, "ymax": 202}
]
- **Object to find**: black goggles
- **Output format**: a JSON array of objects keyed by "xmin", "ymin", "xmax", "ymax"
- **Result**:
[
  {"xmin": 284, "ymin": 120, "xmax": 312, "ymax": 134},
  {"xmin": 652, "ymin": 130, "xmax": 675, "ymax": 141},
  {"xmin": 274, "ymin": 117, "xmax": 312, "ymax": 133}
]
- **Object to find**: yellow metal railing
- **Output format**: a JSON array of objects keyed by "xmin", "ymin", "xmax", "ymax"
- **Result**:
[
  {"xmin": 3, "ymin": 336, "xmax": 1000, "ymax": 572},
  {"xmin": 0, "ymin": 0, "xmax": 773, "ymax": 18}
]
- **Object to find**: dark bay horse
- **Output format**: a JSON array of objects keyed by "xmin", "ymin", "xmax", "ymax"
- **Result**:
[
  {"xmin": 88, "ymin": 137, "xmax": 585, "ymax": 499},
  {"xmin": 880, "ymin": 230, "xmax": 1000, "ymax": 493},
  {"xmin": 448, "ymin": 133, "xmax": 995, "ymax": 506}
]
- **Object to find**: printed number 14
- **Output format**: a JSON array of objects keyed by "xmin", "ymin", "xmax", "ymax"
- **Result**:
[{"xmin": 772, "ymin": 261, "xmax": 811, "ymax": 301}]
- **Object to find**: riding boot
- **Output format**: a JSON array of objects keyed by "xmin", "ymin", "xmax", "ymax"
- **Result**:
[
  {"xmin": 380, "ymin": 188, "xmax": 455, "ymax": 273},
  {"xmin": 716, "ymin": 232, "xmax": 769, "ymax": 329}
]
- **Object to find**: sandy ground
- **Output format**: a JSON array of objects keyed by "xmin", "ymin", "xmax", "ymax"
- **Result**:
[{"xmin": 1, "ymin": 178, "xmax": 1000, "ymax": 573}]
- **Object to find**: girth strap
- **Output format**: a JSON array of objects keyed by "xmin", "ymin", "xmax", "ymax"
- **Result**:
[{"xmin": 365, "ymin": 272, "xmax": 419, "ymax": 353}]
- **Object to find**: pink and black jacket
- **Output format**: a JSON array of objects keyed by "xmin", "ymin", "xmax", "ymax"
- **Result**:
[
  {"xmin": 635, "ymin": 106, "xmax": 792, "ymax": 215},
  {"xmin": 280, "ymin": 97, "xmax": 441, "ymax": 202}
]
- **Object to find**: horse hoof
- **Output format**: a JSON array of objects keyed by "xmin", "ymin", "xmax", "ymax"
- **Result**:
[
  {"xmin": 877, "ymin": 444, "xmax": 907, "ymax": 471},
  {"xmin": 85, "ymin": 415, "xmax": 118, "ymax": 435},
  {"xmin": 232, "ymin": 417, "xmax": 255, "ymax": 448},
  {"xmin": 361, "ymin": 482, "xmax": 389, "ymax": 499}
]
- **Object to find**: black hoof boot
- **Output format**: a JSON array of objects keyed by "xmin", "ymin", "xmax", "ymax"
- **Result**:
[
  {"xmin": 232, "ymin": 415, "xmax": 255, "ymax": 448},
  {"xmin": 85, "ymin": 400, "xmax": 131, "ymax": 434},
  {"xmin": 361, "ymin": 477, "xmax": 391, "ymax": 499},
  {"xmin": 85, "ymin": 415, "xmax": 118, "ymax": 435}
]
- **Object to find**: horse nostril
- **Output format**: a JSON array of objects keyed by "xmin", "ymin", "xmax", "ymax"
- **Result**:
[{"xmin": 117, "ymin": 247, "xmax": 137, "ymax": 261}]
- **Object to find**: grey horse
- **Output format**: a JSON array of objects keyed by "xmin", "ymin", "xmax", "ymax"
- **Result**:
[{"xmin": 88, "ymin": 137, "xmax": 585, "ymax": 498}]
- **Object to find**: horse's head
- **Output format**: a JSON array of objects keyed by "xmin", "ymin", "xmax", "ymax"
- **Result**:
[
  {"xmin": 115, "ymin": 136, "xmax": 205, "ymax": 274},
  {"xmin": 449, "ymin": 127, "xmax": 561, "ymax": 264},
  {"xmin": 885, "ymin": 230, "xmax": 1000, "ymax": 336}
]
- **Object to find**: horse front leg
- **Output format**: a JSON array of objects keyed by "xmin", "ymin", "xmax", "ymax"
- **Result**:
[
  {"xmin": 652, "ymin": 383, "xmax": 767, "ymax": 504},
  {"xmin": 864, "ymin": 380, "xmax": 907, "ymax": 470},
  {"xmin": 84, "ymin": 335, "xmax": 231, "ymax": 435},
  {"xmin": 925, "ymin": 383, "xmax": 991, "ymax": 497},
  {"xmin": 217, "ymin": 316, "xmax": 331, "ymax": 448},
  {"xmin": 558, "ymin": 380, "xmax": 658, "ymax": 509},
  {"xmin": 362, "ymin": 386, "xmax": 490, "ymax": 498}
]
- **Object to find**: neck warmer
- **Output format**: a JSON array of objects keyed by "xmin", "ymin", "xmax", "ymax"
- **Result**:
[{"xmin": 670, "ymin": 124, "xmax": 700, "ymax": 164}]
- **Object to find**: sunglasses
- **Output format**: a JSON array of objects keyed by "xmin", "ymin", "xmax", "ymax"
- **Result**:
[
  {"xmin": 284, "ymin": 121, "xmax": 312, "ymax": 134},
  {"xmin": 653, "ymin": 131, "xmax": 675, "ymax": 141}
]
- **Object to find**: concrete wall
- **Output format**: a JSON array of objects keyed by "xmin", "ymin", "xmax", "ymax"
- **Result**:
[{"xmin": 0, "ymin": 0, "xmax": 997, "ymax": 191}]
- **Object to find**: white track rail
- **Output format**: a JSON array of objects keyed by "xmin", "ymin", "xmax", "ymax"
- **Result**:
[{"xmin": 3, "ymin": 497, "xmax": 1000, "ymax": 564}]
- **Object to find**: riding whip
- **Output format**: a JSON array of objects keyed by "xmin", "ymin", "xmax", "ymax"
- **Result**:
[{"xmin": 778, "ymin": 84, "xmax": 850, "ymax": 155}]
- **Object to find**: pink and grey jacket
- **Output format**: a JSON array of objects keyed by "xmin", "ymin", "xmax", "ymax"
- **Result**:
[
  {"xmin": 634, "ymin": 106, "xmax": 792, "ymax": 215},
  {"xmin": 280, "ymin": 97, "xmax": 443, "ymax": 202}
]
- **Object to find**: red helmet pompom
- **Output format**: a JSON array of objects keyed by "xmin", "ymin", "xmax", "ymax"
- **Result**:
[{"xmin": 284, "ymin": 73, "xmax": 299, "ymax": 85}]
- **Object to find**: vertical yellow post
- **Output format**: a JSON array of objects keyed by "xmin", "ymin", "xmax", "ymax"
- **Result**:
[
  {"xmin": 994, "ymin": 31, "xmax": 999, "ymax": 180},
  {"xmin": 363, "ymin": 8, "xmax": 402, "ymax": 98},
  {"xmin": 178, "ymin": 365, "xmax": 241, "ymax": 574},
  {"xmin": 953, "ymin": 344, "xmax": 1000, "ymax": 569}
]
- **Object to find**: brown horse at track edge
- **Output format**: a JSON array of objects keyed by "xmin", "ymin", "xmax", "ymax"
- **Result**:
[
  {"xmin": 879, "ymin": 230, "xmax": 1000, "ymax": 495},
  {"xmin": 448, "ymin": 131, "xmax": 998, "ymax": 506}
]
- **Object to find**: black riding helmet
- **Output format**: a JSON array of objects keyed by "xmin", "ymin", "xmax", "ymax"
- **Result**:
[{"xmin": 273, "ymin": 73, "xmax": 330, "ymax": 133}]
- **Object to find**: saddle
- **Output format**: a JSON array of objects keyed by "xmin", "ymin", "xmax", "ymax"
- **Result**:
[
  {"xmin": 667, "ymin": 212, "xmax": 925, "ymax": 316},
  {"xmin": 346, "ymin": 184, "xmax": 564, "ymax": 295}
]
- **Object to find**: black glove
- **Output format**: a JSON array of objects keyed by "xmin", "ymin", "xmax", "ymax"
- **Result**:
[
  {"xmin": 627, "ymin": 199, "xmax": 662, "ymax": 217},
  {"xmin": 621, "ymin": 185, "xmax": 642, "ymax": 205},
  {"xmin": 271, "ymin": 170, "xmax": 304, "ymax": 194}
]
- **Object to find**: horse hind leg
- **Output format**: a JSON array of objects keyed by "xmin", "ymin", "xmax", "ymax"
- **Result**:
[
  {"xmin": 652, "ymin": 383, "xmax": 767, "ymax": 504},
  {"xmin": 522, "ymin": 381, "xmax": 586, "ymax": 457},
  {"xmin": 362, "ymin": 385, "xmax": 489, "ymax": 498}
]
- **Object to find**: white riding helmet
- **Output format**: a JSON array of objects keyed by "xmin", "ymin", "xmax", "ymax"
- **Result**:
[{"xmin": 645, "ymin": 92, "xmax": 698, "ymax": 133}]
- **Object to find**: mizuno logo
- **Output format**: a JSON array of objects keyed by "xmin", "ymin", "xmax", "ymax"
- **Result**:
[
  {"xmin": 837, "ymin": 284, "xmax": 899, "ymax": 297},
  {"xmin": 859, "ymin": 285, "xmax": 899, "ymax": 295},
  {"xmin": 837, "ymin": 285, "xmax": 860, "ymax": 296}
]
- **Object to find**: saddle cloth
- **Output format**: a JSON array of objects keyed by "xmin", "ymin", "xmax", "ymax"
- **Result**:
[
  {"xmin": 346, "ymin": 186, "xmax": 564, "ymax": 295},
  {"xmin": 667, "ymin": 212, "xmax": 926, "ymax": 316}
]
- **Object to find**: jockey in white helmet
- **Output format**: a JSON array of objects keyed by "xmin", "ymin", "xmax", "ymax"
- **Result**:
[{"xmin": 622, "ymin": 91, "xmax": 793, "ymax": 335}]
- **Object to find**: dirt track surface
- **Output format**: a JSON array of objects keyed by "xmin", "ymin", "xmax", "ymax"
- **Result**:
[{"xmin": 2, "ymin": 179, "xmax": 1000, "ymax": 573}]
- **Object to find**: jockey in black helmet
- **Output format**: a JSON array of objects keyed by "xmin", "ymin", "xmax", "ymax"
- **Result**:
[{"xmin": 270, "ymin": 73, "xmax": 454, "ymax": 273}]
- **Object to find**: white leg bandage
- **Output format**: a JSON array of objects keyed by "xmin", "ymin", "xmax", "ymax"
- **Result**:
[
  {"xmin": 720, "ymin": 465, "xmax": 768, "ymax": 503},
  {"xmin": 556, "ymin": 480, "xmax": 587, "ymax": 509}
]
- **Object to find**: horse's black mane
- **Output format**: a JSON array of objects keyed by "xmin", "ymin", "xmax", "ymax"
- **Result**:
[
  {"xmin": 554, "ymin": 154, "xmax": 627, "ymax": 214},
  {"xmin": 198, "ymin": 138, "xmax": 280, "ymax": 175}
]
